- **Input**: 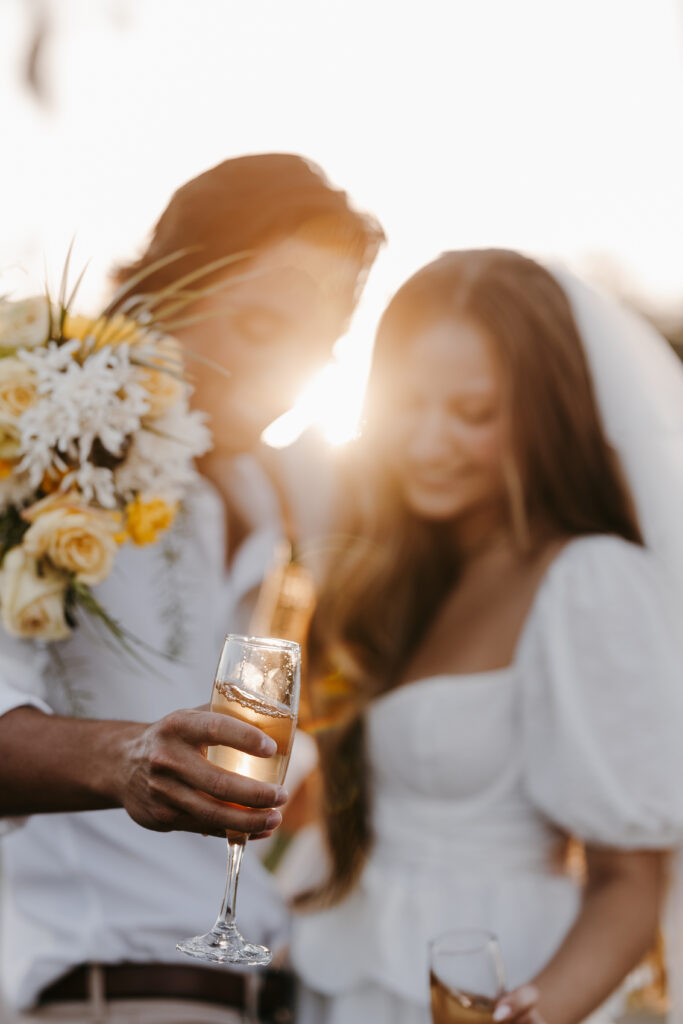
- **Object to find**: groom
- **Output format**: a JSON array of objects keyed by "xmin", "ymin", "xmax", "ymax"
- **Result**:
[{"xmin": 0, "ymin": 154, "xmax": 384, "ymax": 1023}]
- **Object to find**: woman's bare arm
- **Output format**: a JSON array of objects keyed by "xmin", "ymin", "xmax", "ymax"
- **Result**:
[{"xmin": 496, "ymin": 845, "xmax": 667, "ymax": 1024}]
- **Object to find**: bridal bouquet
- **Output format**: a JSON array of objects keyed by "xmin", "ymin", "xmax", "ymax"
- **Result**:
[{"xmin": 0, "ymin": 264, "xmax": 213, "ymax": 642}]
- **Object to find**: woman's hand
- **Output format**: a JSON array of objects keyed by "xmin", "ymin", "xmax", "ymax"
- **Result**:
[
  {"xmin": 494, "ymin": 985, "xmax": 544, "ymax": 1024},
  {"xmin": 114, "ymin": 706, "xmax": 289, "ymax": 838}
]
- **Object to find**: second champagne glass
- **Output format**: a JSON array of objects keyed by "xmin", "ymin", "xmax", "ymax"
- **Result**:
[
  {"xmin": 430, "ymin": 929, "xmax": 506, "ymax": 1024},
  {"xmin": 177, "ymin": 634, "xmax": 300, "ymax": 965}
]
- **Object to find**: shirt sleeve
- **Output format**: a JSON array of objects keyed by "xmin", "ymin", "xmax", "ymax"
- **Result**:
[
  {"xmin": 520, "ymin": 535, "xmax": 683, "ymax": 848},
  {"xmin": 0, "ymin": 634, "xmax": 53, "ymax": 838}
]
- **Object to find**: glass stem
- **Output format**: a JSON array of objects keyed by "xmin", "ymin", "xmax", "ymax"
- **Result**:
[{"xmin": 215, "ymin": 835, "xmax": 246, "ymax": 932}]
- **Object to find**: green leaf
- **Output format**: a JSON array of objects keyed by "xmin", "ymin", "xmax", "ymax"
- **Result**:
[
  {"xmin": 0, "ymin": 508, "xmax": 30, "ymax": 565},
  {"xmin": 100, "ymin": 248, "xmax": 197, "ymax": 318},
  {"xmin": 64, "ymin": 260, "xmax": 91, "ymax": 318},
  {"xmin": 141, "ymin": 251, "xmax": 252, "ymax": 310},
  {"xmin": 68, "ymin": 580, "xmax": 185, "ymax": 670},
  {"xmin": 57, "ymin": 238, "xmax": 76, "ymax": 314}
]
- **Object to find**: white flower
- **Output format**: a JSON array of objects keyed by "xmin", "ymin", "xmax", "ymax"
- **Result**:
[
  {"xmin": 0, "ymin": 297, "xmax": 50, "ymax": 350},
  {"xmin": 0, "ymin": 546, "xmax": 70, "ymax": 640},
  {"xmin": 60, "ymin": 464, "xmax": 117, "ymax": 508},
  {"xmin": 153, "ymin": 402, "xmax": 213, "ymax": 459},
  {"xmin": 114, "ymin": 403, "xmax": 212, "ymax": 503},
  {"xmin": 17, "ymin": 342, "xmax": 150, "ymax": 489}
]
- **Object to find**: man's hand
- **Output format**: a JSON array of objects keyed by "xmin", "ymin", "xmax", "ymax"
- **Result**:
[
  {"xmin": 0, "ymin": 705, "xmax": 287, "ymax": 839},
  {"xmin": 115, "ymin": 707, "xmax": 288, "ymax": 839}
]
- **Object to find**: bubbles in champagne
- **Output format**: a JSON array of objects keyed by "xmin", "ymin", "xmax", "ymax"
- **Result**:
[{"xmin": 207, "ymin": 681, "xmax": 296, "ymax": 786}]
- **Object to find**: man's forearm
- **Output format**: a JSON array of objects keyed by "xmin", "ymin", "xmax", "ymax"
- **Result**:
[
  {"xmin": 0, "ymin": 706, "xmax": 143, "ymax": 815},
  {"xmin": 0, "ymin": 704, "xmax": 288, "ymax": 839}
]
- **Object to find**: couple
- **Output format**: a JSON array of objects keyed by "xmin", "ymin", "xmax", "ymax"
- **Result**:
[{"xmin": 1, "ymin": 153, "xmax": 683, "ymax": 1024}]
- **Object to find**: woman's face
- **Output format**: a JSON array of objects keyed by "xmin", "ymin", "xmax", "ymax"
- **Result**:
[{"xmin": 389, "ymin": 316, "xmax": 510, "ymax": 523}]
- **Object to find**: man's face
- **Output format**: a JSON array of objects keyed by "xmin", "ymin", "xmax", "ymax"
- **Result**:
[{"xmin": 177, "ymin": 236, "xmax": 360, "ymax": 456}]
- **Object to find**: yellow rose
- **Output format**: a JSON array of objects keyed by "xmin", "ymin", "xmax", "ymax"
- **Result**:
[
  {"xmin": 0, "ymin": 357, "xmax": 37, "ymax": 418},
  {"xmin": 0, "ymin": 547, "xmax": 70, "ymax": 640},
  {"xmin": 23, "ymin": 506, "xmax": 119, "ymax": 586},
  {"xmin": 0, "ymin": 297, "xmax": 50, "ymax": 350},
  {"xmin": 124, "ymin": 497, "xmax": 177, "ymax": 545}
]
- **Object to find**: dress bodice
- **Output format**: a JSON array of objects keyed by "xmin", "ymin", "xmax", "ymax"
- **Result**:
[
  {"xmin": 369, "ymin": 670, "xmax": 517, "ymax": 802},
  {"xmin": 366, "ymin": 672, "xmax": 565, "ymax": 878}
]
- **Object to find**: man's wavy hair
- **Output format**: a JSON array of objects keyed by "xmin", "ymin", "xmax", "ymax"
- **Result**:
[{"xmin": 113, "ymin": 153, "xmax": 384, "ymax": 329}]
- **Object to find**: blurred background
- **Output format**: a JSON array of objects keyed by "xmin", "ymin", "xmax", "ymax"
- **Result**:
[{"xmin": 2, "ymin": 0, "xmax": 683, "ymax": 450}]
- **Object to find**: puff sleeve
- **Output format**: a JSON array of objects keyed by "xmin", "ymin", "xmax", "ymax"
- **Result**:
[
  {"xmin": 520, "ymin": 535, "xmax": 683, "ymax": 847},
  {"xmin": 0, "ymin": 633, "xmax": 52, "ymax": 837}
]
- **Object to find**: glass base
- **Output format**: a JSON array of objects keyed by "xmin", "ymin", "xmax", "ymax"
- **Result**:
[{"xmin": 177, "ymin": 922, "xmax": 272, "ymax": 966}]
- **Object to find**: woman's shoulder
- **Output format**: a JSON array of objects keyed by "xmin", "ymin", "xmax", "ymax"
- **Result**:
[{"xmin": 550, "ymin": 531, "xmax": 653, "ymax": 576}]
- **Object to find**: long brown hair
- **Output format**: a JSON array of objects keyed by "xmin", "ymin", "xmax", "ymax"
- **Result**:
[{"xmin": 303, "ymin": 248, "xmax": 643, "ymax": 906}]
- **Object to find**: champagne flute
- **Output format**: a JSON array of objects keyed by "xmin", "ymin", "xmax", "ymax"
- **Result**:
[
  {"xmin": 177, "ymin": 634, "xmax": 300, "ymax": 965},
  {"xmin": 430, "ymin": 929, "xmax": 506, "ymax": 1024}
]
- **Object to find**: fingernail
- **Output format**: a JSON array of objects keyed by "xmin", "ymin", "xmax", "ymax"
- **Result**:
[
  {"xmin": 261, "ymin": 736, "xmax": 277, "ymax": 756},
  {"xmin": 493, "ymin": 1006, "xmax": 511, "ymax": 1021},
  {"xmin": 274, "ymin": 788, "xmax": 289, "ymax": 807},
  {"xmin": 266, "ymin": 809, "xmax": 282, "ymax": 829}
]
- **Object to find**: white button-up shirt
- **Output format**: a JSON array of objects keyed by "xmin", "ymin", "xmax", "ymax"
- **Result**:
[{"xmin": 0, "ymin": 477, "xmax": 291, "ymax": 1011}]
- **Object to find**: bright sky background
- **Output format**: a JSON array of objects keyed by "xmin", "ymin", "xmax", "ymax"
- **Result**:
[{"xmin": 2, "ymin": 0, "xmax": 683, "ymax": 444}]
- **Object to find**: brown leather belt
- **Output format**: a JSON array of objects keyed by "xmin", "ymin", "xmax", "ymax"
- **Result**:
[{"xmin": 37, "ymin": 963, "xmax": 296, "ymax": 1022}]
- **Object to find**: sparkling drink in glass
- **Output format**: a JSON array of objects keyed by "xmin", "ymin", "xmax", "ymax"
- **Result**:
[
  {"xmin": 430, "ymin": 929, "xmax": 506, "ymax": 1024},
  {"xmin": 177, "ymin": 634, "xmax": 300, "ymax": 965}
]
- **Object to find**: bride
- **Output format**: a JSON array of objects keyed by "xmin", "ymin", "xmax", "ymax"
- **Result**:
[{"xmin": 290, "ymin": 249, "xmax": 683, "ymax": 1024}]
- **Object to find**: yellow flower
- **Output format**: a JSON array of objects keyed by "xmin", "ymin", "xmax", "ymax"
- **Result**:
[
  {"xmin": 61, "ymin": 314, "xmax": 93, "ymax": 343},
  {"xmin": 0, "ymin": 357, "xmax": 37, "ymax": 418},
  {"xmin": 23, "ymin": 504, "xmax": 120, "ymax": 586},
  {"xmin": 124, "ymin": 497, "xmax": 177, "ymax": 546},
  {"xmin": 40, "ymin": 465, "xmax": 70, "ymax": 494},
  {"xmin": 0, "ymin": 546, "xmax": 70, "ymax": 640},
  {"xmin": 62, "ymin": 313, "xmax": 141, "ymax": 351}
]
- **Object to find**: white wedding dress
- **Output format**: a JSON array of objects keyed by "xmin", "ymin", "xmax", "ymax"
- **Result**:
[{"xmin": 291, "ymin": 534, "xmax": 683, "ymax": 1024}]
